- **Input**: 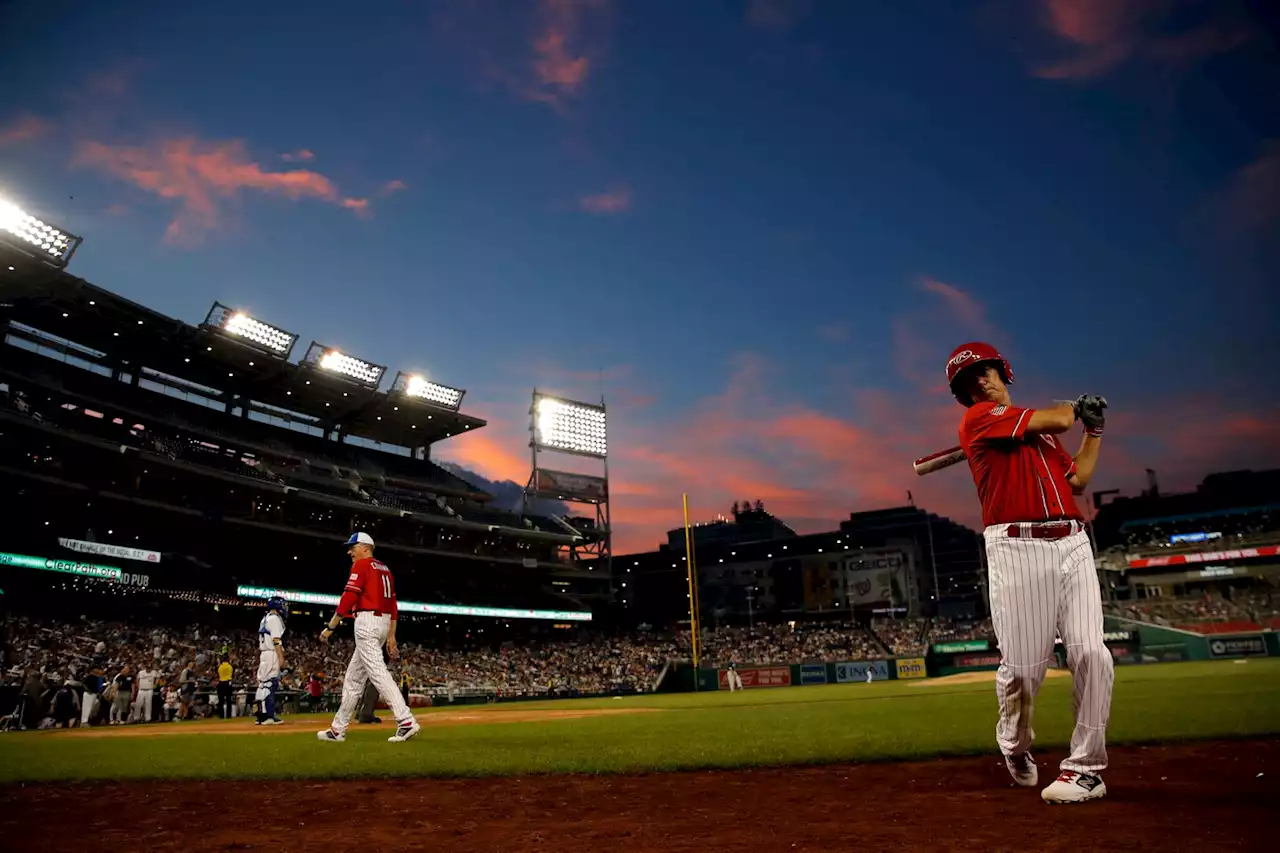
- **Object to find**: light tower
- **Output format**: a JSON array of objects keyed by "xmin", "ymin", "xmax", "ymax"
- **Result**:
[{"xmin": 524, "ymin": 390, "xmax": 611, "ymax": 572}]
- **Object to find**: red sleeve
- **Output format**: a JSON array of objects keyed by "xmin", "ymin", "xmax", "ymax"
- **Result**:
[
  {"xmin": 963, "ymin": 401, "xmax": 1035, "ymax": 444},
  {"xmin": 336, "ymin": 561, "xmax": 365, "ymax": 618}
]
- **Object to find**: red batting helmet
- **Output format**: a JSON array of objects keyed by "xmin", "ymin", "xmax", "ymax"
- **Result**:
[{"xmin": 946, "ymin": 342, "xmax": 1014, "ymax": 406}]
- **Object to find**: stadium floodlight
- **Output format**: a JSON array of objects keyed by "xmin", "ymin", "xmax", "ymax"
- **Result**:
[
  {"xmin": 204, "ymin": 302, "xmax": 297, "ymax": 358},
  {"xmin": 532, "ymin": 393, "xmax": 607, "ymax": 458},
  {"xmin": 303, "ymin": 341, "xmax": 385, "ymax": 387},
  {"xmin": 0, "ymin": 198, "xmax": 83, "ymax": 268},
  {"xmin": 391, "ymin": 370, "xmax": 465, "ymax": 410}
]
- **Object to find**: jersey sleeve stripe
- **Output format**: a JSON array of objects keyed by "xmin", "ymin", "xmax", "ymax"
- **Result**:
[{"xmin": 1011, "ymin": 409, "xmax": 1030, "ymax": 438}]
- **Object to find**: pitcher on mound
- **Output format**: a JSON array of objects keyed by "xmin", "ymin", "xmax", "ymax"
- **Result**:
[
  {"xmin": 948, "ymin": 342, "xmax": 1113, "ymax": 805},
  {"xmin": 317, "ymin": 532, "xmax": 421, "ymax": 744}
]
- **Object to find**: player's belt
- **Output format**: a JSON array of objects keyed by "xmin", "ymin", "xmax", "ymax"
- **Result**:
[
  {"xmin": 356, "ymin": 609, "xmax": 390, "ymax": 617},
  {"xmin": 1005, "ymin": 520, "xmax": 1081, "ymax": 539}
]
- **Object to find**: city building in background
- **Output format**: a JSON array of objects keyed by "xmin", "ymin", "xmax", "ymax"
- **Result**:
[{"xmin": 615, "ymin": 501, "xmax": 985, "ymax": 628}]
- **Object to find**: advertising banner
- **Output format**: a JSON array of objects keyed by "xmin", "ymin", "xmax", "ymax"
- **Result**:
[
  {"xmin": 58, "ymin": 538, "xmax": 161, "ymax": 563},
  {"xmin": 1207, "ymin": 635, "xmax": 1268, "ymax": 659},
  {"xmin": 956, "ymin": 652, "xmax": 1002, "ymax": 668},
  {"xmin": 895, "ymin": 657, "xmax": 927, "ymax": 679},
  {"xmin": 933, "ymin": 639, "xmax": 990, "ymax": 654},
  {"xmin": 1, "ymin": 551, "xmax": 123, "ymax": 581},
  {"xmin": 533, "ymin": 468, "xmax": 607, "ymax": 504},
  {"xmin": 718, "ymin": 666, "xmax": 792, "ymax": 689},
  {"xmin": 799, "ymin": 547, "xmax": 913, "ymax": 611},
  {"xmin": 834, "ymin": 660, "xmax": 890, "ymax": 683},
  {"xmin": 1129, "ymin": 544, "xmax": 1279, "ymax": 569},
  {"xmin": 799, "ymin": 663, "xmax": 828, "ymax": 685}
]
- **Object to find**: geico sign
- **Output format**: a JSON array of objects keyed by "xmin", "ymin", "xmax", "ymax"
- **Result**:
[{"xmin": 853, "ymin": 553, "xmax": 906, "ymax": 570}]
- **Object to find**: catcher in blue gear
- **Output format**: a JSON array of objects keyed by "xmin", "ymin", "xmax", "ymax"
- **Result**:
[{"xmin": 255, "ymin": 597, "xmax": 288, "ymax": 725}]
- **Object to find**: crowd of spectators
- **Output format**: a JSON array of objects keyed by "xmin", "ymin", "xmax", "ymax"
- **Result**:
[
  {"xmin": 1121, "ymin": 510, "xmax": 1278, "ymax": 554},
  {"xmin": 698, "ymin": 622, "xmax": 886, "ymax": 666},
  {"xmin": 1105, "ymin": 587, "xmax": 1280, "ymax": 631},
  {"xmin": 871, "ymin": 618, "xmax": 928, "ymax": 656},
  {"xmin": 3, "ymin": 607, "xmax": 1011, "ymax": 729},
  {"xmin": 0, "ymin": 612, "xmax": 686, "ymax": 729}
]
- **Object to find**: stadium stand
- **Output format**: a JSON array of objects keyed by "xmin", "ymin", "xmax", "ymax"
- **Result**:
[{"xmin": 1091, "ymin": 474, "xmax": 1280, "ymax": 635}]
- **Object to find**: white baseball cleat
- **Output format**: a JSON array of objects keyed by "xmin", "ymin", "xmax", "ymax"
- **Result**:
[
  {"xmin": 316, "ymin": 728, "xmax": 345, "ymax": 742},
  {"xmin": 1041, "ymin": 770, "xmax": 1107, "ymax": 804},
  {"xmin": 1004, "ymin": 752, "xmax": 1038, "ymax": 787},
  {"xmin": 261, "ymin": 717, "xmax": 284, "ymax": 726},
  {"xmin": 388, "ymin": 719, "xmax": 421, "ymax": 743}
]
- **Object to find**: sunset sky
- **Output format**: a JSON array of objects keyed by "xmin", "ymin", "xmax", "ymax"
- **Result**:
[{"xmin": 2, "ymin": 0, "xmax": 1277, "ymax": 554}]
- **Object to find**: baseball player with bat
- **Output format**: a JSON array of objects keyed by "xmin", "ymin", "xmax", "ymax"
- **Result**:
[
  {"xmin": 316, "ymin": 532, "xmax": 421, "ymax": 744},
  {"xmin": 942, "ymin": 342, "xmax": 1113, "ymax": 804}
]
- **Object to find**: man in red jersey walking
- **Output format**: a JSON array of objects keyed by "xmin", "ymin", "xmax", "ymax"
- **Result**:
[
  {"xmin": 316, "ymin": 532, "xmax": 421, "ymax": 744},
  {"xmin": 948, "ymin": 342, "xmax": 1112, "ymax": 804}
]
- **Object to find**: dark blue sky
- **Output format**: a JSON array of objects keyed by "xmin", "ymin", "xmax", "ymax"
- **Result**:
[{"xmin": 2, "ymin": 0, "xmax": 1277, "ymax": 551}]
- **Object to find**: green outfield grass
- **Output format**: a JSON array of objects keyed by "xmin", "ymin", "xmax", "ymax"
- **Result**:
[{"xmin": 2, "ymin": 659, "xmax": 1278, "ymax": 782}]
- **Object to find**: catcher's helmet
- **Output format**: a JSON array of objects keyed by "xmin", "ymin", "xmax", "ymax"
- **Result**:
[
  {"xmin": 267, "ymin": 596, "xmax": 289, "ymax": 620},
  {"xmin": 946, "ymin": 342, "xmax": 1014, "ymax": 407}
]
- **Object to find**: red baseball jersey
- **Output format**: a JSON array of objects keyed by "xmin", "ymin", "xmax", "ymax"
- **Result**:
[
  {"xmin": 959, "ymin": 401, "xmax": 1083, "ymax": 528},
  {"xmin": 336, "ymin": 556, "xmax": 398, "ymax": 619}
]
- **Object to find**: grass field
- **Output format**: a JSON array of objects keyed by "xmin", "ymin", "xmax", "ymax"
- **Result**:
[{"xmin": 3, "ymin": 659, "xmax": 1278, "ymax": 783}]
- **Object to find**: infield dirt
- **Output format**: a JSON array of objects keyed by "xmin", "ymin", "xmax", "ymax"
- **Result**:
[{"xmin": 3, "ymin": 738, "xmax": 1274, "ymax": 852}]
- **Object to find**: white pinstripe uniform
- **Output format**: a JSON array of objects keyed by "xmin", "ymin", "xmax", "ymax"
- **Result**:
[{"xmin": 961, "ymin": 401, "xmax": 1114, "ymax": 775}]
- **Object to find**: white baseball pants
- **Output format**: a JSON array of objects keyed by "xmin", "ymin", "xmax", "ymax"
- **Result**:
[
  {"xmin": 726, "ymin": 670, "xmax": 743, "ymax": 691},
  {"xmin": 985, "ymin": 524, "xmax": 1114, "ymax": 774},
  {"xmin": 329, "ymin": 612, "xmax": 414, "ymax": 733},
  {"xmin": 80, "ymin": 693, "xmax": 98, "ymax": 725},
  {"xmin": 131, "ymin": 689, "xmax": 154, "ymax": 722}
]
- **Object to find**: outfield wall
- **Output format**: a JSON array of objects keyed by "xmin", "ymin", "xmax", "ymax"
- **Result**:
[{"xmin": 659, "ymin": 626, "xmax": 1275, "ymax": 692}]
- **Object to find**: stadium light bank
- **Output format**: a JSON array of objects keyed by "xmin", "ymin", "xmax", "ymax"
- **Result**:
[
  {"xmin": 0, "ymin": 198, "xmax": 83, "ymax": 268},
  {"xmin": 203, "ymin": 302, "xmax": 298, "ymax": 359}
]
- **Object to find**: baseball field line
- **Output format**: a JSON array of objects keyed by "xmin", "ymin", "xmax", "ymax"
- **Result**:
[{"xmin": 1, "ymin": 659, "xmax": 1276, "ymax": 783}]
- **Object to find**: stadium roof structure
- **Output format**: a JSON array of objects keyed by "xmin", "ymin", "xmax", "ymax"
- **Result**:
[{"xmin": 0, "ymin": 247, "xmax": 484, "ymax": 450}]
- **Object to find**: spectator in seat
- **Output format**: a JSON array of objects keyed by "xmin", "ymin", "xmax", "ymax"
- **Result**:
[{"xmin": 52, "ymin": 680, "xmax": 79, "ymax": 729}]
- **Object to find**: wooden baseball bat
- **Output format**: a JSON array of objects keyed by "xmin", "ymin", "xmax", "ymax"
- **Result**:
[{"xmin": 913, "ymin": 446, "xmax": 966, "ymax": 476}]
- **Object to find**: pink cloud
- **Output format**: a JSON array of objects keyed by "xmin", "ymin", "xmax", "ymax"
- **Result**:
[
  {"xmin": 281, "ymin": 149, "xmax": 315, "ymax": 162},
  {"xmin": 436, "ymin": 343, "xmax": 1280, "ymax": 555},
  {"xmin": 380, "ymin": 179, "xmax": 408, "ymax": 196},
  {"xmin": 578, "ymin": 187, "xmax": 630, "ymax": 214},
  {"xmin": 466, "ymin": 0, "xmax": 611, "ymax": 111},
  {"xmin": 72, "ymin": 137, "xmax": 368, "ymax": 243},
  {"xmin": 0, "ymin": 114, "xmax": 52, "ymax": 146},
  {"xmin": 894, "ymin": 276, "xmax": 1003, "ymax": 393},
  {"xmin": 342, "ymin": 197, "xmax": 372, "ymax": 219},
  {"xmin": 1029, "ymin": 0, "xmax": 1256, "ymax": 80}
]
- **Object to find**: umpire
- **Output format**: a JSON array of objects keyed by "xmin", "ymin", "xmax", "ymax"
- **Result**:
[{"xmin": 217, "ymin": 656, "xmax": 234, "ymax": 719}]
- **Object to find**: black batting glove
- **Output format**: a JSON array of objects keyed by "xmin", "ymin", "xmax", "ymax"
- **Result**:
[{"xmin": 1075, "ymin": 394, "xmax": 1107, "ymax": 437}]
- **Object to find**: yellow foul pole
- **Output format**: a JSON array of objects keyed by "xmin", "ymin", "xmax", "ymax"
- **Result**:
[{"xmin": 682, "ymin": 493, "xmax": 700, "ymax": 668}]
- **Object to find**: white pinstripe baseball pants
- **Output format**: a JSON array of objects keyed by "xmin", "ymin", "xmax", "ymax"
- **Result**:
[
  {"xmin": 329, "ymin": 612, "xmax": 414, "ymax": 733},
  {"xmin": 985, "ymin": 525, "xmax": 1114, "ymax": 773}
]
